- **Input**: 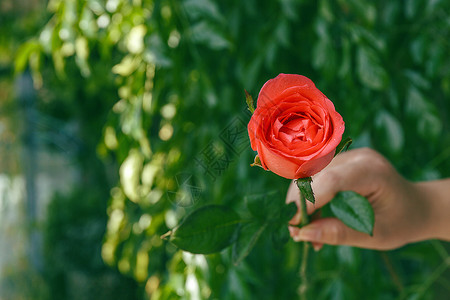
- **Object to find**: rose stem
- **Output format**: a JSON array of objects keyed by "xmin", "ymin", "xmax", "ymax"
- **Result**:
[
  {"xmin": 299, "ymin": 187, "xmax": 309, "ymax": 227},
  {"xmin": 298, "ymin": 189, "xmax": 310, "ymax": 300}
]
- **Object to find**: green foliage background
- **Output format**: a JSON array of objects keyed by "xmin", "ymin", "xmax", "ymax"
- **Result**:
[{"xmin": 2, "ymin": 0, "xmax": 450, "ymax": 299}]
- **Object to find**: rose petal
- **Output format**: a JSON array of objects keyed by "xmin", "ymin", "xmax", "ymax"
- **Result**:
[
  {"xmin": 257, "ymin": 74, "xmax": 315, "ymax": 108},
  {"xmin": 295, "ymin": 150, "xmax": 335, "ymax": 178},
  {"xmin": 257, "ymin": 142, "xmax": 305, "ymax": 179}
]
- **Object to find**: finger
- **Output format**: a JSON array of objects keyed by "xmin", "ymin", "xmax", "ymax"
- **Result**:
[
  {"xmin": 289, "ymin": 226, "xmax": 323, "ymax": 251},
  {"xmin": 286, "ymin": 151, "xmax": 371, "ymax": 224},
  {"xmin": 311, "ymin": 148, "xmax": 385, "ymax": 211},
  {"xmin": 290, "ymin": 218, "xmax": 375, "ymax": 249},
  {"xmin": 287, "ymin": 148, "xmax": 385, "ymax": 225},
  {"xmin": 288, "ymin": 225, "xmax": 299, "ymax": 237},
  {"xmin": 311, "ymin": 242, "xmax": 323, "ymax": 252},
  {"xmin": 286, "ymin": 149, "xmax": 369, "ymax": 211},
  {"xmin": 286, "ymin": 181, "xmax": 302, "ymax": 225}
]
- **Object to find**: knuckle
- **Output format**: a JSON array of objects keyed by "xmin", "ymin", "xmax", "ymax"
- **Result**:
[
  {"xmin": 353, "ymin": 148, "xmax": 392, "ymax": 174},
  {"xmin": 328, "ymin": 222, "xmax": 347, "ymax": 245},
  {"xmin": 353, "ymin": 147, "xmax": 378, "ymax": 162},
  {"xmin": 320, "ymin": 169, "xmax": 341, "ymax": 188}
]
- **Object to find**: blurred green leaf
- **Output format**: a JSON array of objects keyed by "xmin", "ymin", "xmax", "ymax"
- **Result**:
[
  {"xmin": 338, "ymin": 38, "xmax": 351, "ymax": 78},
  {"xmin": 190, "ymin": 21, "xmax": 230, "ymax": 50},
  {"xmin": 319, "ymin": 0, "xmax": 335, "ymax": 22},
  {"xmin": 119, "ymin": 149, "xmax": 144, "ymax": 203},
  {"xmin": 167, "ymin": 205, "xmax": 241, "ymax": 254},
  {"xmin": 404, "ymin": 70, "xmax": 431, "ymax": 89},
  {"xmin": 144, "ymin": 34, "xmax": 172, "ymax": 67},
  {"xmin": 280, "ymin": 202, "xmax": 297, "ymax": 223},
  {"xmin": 239, "ymin": 56, "xmax": 263, "ymax": 89},
  {"xmin": 232, "ymin": 221, "xmax": 266, "ymax": 265},
  {"xmin": 350, "ymin": 25, "xmax": 385, "ymax": 52},
  {"xmin": 330, "ymin": 191, "xmax": 374, "ymax": 235},
  {"xmin": 14, "ymin": 40, "xmax": 42, "ymax": 74},
  {"xmin": 275, "ymin": 20, "xmax": 290, "ymax": 47},
  {"xmin": 312, "ymin": 37, "xmax": 335, "ymax": 74},
  {"xmin": 280, "ymin": 0, "xmax": 299, "ymax": 20},
  {"xmin": 410, "ymin": 36, "xmax": 427, "ymax": 64},
  {"xmin": 184, "ymin": 0, "xmax": 224, "ymax": 22},
  {"xmin": 343, "ymin": 0, "xmax": 376, "ymax": 25},
  {"xmin": 271, "ymin": 224, "xmax": 291, "ymax": 250},
  {"xmin": 404, "ymin": 0, "xmax": 420, "ymax": 19},
  {"xmin": 418, "ymin": 113, "xmax": 442, "ymax": 139},
  {"xmin": 356, "ymin": 46, "xmax": 388, "ymax": 90},
  {"xmin": 112, "ymin": 55, "xmax": 140, "ymax": 76},
  {"xmin": 376, "ymin": 110, "xmax": 404, "ymax": 153},
  {"xmin": 245, "ymin": 190, "xmax": 283, "ymax": 220}
]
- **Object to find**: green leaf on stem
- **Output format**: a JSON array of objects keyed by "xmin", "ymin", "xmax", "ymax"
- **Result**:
[
  {"xmin": 245, "ymin": 90, "xmax": 255, "ymax": 114},
  {"xmin": 232, "ymin": 221, "xmax": 267, "ymax": 265},
  {"xmin": 296, "ymin": 177, "xmax": 315, "ymax": 204},
  {"xmin": 163, "ymin": 205, "xmax": 242, "ymax": 254},
  {"xmin": 281, "ymin": 202, "xmax": 298, "ymax": 223},
  {"xmin": 271, "ymin": 224, "xmax": 291, "ymax": 250},
  {"xmin": 330, "ymin": 191, "xmax": 374, "ymax": 235},
  {"xmin": 245, "ymin": 190, "xmax": 282, "ymax": 220},
  {"xmin": 334, "ymin": 137, "xmax": 352, "ymax": 157}
]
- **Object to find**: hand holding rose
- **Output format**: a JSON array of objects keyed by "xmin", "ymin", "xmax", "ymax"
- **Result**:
[{"xmin": 287, "ymin": 148, "xmax": 450, "ymax": 250}]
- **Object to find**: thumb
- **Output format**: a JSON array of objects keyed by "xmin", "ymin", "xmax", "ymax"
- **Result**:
[
  {"xmin": 286, "ymin": 148, "xmax": 385, "ymax": 226},
  {"xmin": 290, "ymin": 218, "xmax": 374, "ymax": 248}
]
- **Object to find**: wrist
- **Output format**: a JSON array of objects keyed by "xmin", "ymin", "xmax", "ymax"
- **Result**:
[{"xmin": 414, "ymin": 179, "xmax": 450, "ymax": 241}]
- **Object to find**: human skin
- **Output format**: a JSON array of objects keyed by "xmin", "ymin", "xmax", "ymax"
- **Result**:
[{"xmin": 287, "ymin": 148, "xmax": 450, "ymax": 250}]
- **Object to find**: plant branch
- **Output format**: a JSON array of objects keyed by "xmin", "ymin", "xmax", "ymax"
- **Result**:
[
  {"xmin": 412, "ymin": 257, "xmax": 450, "ymax": 299},
  {"xmin": 299, "ymin": 188, "xmax": 309, "ymax": 227},
  {"xmin": 298, "ymin": 188, "xmax": 310, "ymax": 300},
  {"xmin": 380, "ymin": 252, "xmax": 404, "ymax": 293}
]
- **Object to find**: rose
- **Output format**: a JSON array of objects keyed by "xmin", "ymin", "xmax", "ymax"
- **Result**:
[{"xmin": 247, "ymin": 74, "xmax": 345, "ymax": 179}]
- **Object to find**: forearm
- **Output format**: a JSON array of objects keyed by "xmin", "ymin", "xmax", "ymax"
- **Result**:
[{"xmin": 415, "ymin": 178, "xmax": 450, "ymax": 241}]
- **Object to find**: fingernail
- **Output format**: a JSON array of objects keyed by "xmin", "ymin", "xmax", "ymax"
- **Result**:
[
  {"xmin": 288, "ymin": 226, "xmax": 300, "ymax": 237},
  {"xmin": 312, "ymin": 243, "xmax": 323, "ymax": 252},
  {"xmin": 293, "ymin": 226, "xmax": 321, "ymax": 242}
]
